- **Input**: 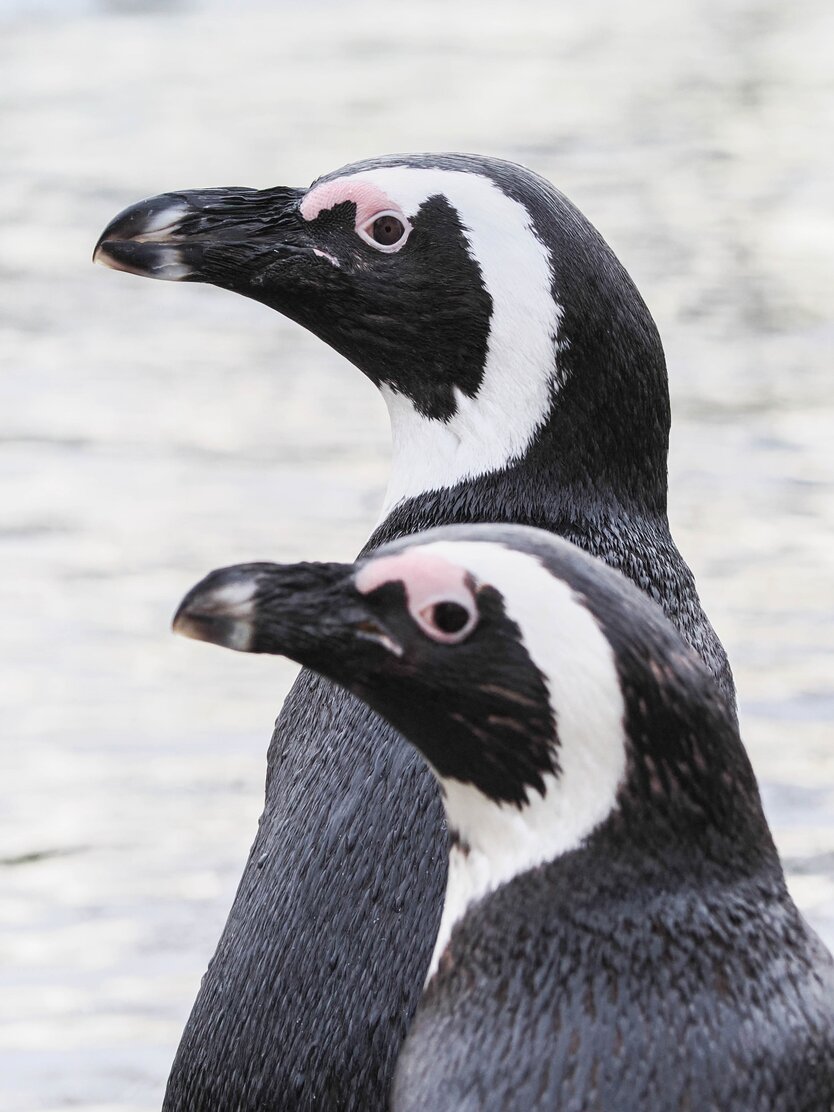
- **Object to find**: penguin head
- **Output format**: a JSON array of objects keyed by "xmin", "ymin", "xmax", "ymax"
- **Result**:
[
  {"xmin": 174, "ymin": 524, "xmax": 768, "ymax": 882},
  {"xmin": 95, "ymin": 155, "xmax": 669, "ymax": 511}
]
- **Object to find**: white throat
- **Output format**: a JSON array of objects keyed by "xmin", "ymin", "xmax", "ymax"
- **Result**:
[
  {"xmin": 339, "ymin": 167, "xmax": 561, "ymax": 517},
  {"xmin": 417, "ymin": 541, "xmax": 627, "ymax": 983}
]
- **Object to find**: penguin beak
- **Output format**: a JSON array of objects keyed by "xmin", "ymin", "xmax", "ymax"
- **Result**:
[
  {"xmin": 173, "ymin": 560, "xmax": 403, "ymax": 675},
  {"xmin": 93, "ymin": 185, "xmax": 308, "ymax": 284}
]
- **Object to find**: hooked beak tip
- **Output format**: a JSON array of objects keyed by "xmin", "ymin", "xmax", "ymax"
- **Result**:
[
  {"xmin": 93, "ymin": 238, "xmax": 195, "ymax": 280},
  {"xmin": 93, "ymin": 197, "xmax": 195, "ymax": 280},
  {"xmin": 171, "ymin": 608, "xmax": 214, "ymax": 642},
  {"xmin": 172, "ymin": 573, "xmax": 260, "ymax": 652}
]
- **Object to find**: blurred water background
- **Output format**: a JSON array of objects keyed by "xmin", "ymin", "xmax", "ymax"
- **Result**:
[{"xmin": 1, "ymin": 0, "xmax": 832, "ymax": 1108}]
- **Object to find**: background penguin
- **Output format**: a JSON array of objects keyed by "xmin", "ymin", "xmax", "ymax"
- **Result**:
[
  {"xmin": 95, "ymin": 155, "xmax": 736, "ymax": 1110},
  {"xmin": 175, "ymin": 524, "xmax": 834, "ymax": 1112}
]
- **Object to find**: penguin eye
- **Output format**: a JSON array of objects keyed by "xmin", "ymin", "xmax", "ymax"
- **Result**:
[
  {"xmin": 415, "ymin": 598, "xmax": 478, "ymax": 645},
  {"xmin": 358, "ymin": 211, "xmax": 410, "ymax": 253}
]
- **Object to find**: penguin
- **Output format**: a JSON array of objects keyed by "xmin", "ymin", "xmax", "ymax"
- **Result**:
[
  {"xmin": 94, "ymin": 155, "xmax": 736, "ymax": 1110},
  {"xmin": 174, "ymin": 523, "xmax": 834, "ymax": 1112}
]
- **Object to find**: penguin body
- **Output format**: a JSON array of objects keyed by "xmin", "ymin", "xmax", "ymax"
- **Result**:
[
  {"xmin": 395, "ymin": 852, "xmax": 834, "ymax": 1111},
  {"xmin": 97, "ymin": 156, "xmax": 735, "ymax": 1109},
  {"xmin": 175, "ymin": 524, "xmax": 834, "ymax": 1112}
]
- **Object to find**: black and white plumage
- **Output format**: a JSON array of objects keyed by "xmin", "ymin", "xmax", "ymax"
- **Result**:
[
  {"xmin": 95, "ymin": 155, "xmax": 736, "ymax": 1110},
  {"xmin": 175, "ymin": 524, "xmax": 834, "ymax": 1112}
]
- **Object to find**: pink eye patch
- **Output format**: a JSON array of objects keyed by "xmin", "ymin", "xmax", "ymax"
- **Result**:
[
  {"xmin": 300, "ymin": 178, "xmax": 399, "ymax": 228},
  {"xmin": 356, "ymin": 550, "xmax": 474, "ymax": 622}
]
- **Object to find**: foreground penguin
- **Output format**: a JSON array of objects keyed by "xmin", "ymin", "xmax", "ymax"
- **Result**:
[
  {"xmin": 95, "ymin": 155, "xmax": 735, "ymax": 1109},
  {"xmin": 176, "ymin": 524, "xmax": 834, "ymax": 1112}
]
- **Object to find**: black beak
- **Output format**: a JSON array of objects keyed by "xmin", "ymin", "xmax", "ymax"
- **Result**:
[
  {"xmin": 173, "ymin": 559, "xmax": 403, "ymax": 673},
  {"xmin": 93, "ymin": 185, "xmax": 307, "ymax": 283}
]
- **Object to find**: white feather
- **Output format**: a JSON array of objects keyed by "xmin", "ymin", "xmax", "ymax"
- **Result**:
[
  {"xmin": 336, "ymin": 166, "xmax": 561, "ymax": 515},
  {"xmin": 413, "ymin": 540, "xmax": 627, "ymax": 982}
]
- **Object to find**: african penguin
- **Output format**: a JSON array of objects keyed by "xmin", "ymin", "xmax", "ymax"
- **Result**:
[
  {"xmin": 95, "ymin": 154, "xmax": 736, "ymax": 1111},
  {"xmin": 175, "ymin": 524, "xmax": 834, "ymax": 1112}
]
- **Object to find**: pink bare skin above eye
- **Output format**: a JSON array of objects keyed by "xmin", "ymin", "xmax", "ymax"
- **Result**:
[
  {"xmin": 300, "ymin": 178, "xmax": 398, "ymax": 228},
  {"xmin": 355, "ymin": 551, "xmax": 474, "ymax": 620}
]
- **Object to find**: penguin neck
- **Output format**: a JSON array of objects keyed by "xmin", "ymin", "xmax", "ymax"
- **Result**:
[
  {"xmin": 427, "ymin": 773, "xmax": 612, "ymax": 984},
  {"xmin": 424, "ymin": 666, "xmax": 777, "ymax": 986},
  {"xmin": 428, "ymin": 765, "xmax": 784, "ymax": 987},
  {"xmin": 439, "ymin": 813, "xmax": 790, "ymax": 990},
  {"xmin": 372, "ymin": 446, "xmax": 666, "ymax": 561},
  {"xmin": 376, "ymin": 384, "xmax": 669, "ymax": 541},
  {"xmin": 379, "ymin": 370, "xmax": 557, "ymax": 518},
  {"xmin": 427, "ymin": 698, "xmax": 626, "ymax": 984}
]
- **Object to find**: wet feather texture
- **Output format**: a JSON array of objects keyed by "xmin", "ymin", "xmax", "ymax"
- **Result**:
[
  {"xmin": 96, "ymin": 151, "xmax": 741, "ymax": 1111},
  {"xmin": 176, "ymin": 525, "xmax": 834, "ymax": 1111}
]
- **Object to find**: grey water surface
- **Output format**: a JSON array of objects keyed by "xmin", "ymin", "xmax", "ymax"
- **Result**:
[{"xmin": 1, "ymin": 0, "xmax": 833, "ymax": 1109}]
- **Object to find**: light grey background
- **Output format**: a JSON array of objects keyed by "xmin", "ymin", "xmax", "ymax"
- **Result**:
[{"xmin": 2, "ymin": 0, "xmax": 833, "ymax": 1108}]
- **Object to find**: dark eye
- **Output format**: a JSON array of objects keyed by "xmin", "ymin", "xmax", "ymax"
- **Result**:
[
  {"xmin": 372, "ymin": 215, "xmax": 404, "ymax": 245},
  {"xmin": 359, "ymin": 211, "xmax": 410, "ymax": 252},
  {"xmin": 416, "ymin": 598, "xmax": 477, "ymax": 644},
  {"xmin": 432, "ymin": 602, "xmax": 470, "ymax": 634}
]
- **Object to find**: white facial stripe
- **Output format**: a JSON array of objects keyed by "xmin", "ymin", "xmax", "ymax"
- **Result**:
[
  {"xmin": 325, "ymin": 166, "xmax": 559, "ymax": 515},
  {"xmin": 416, "ymin": 540, "xmax": 627, "ymax": 981}
]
